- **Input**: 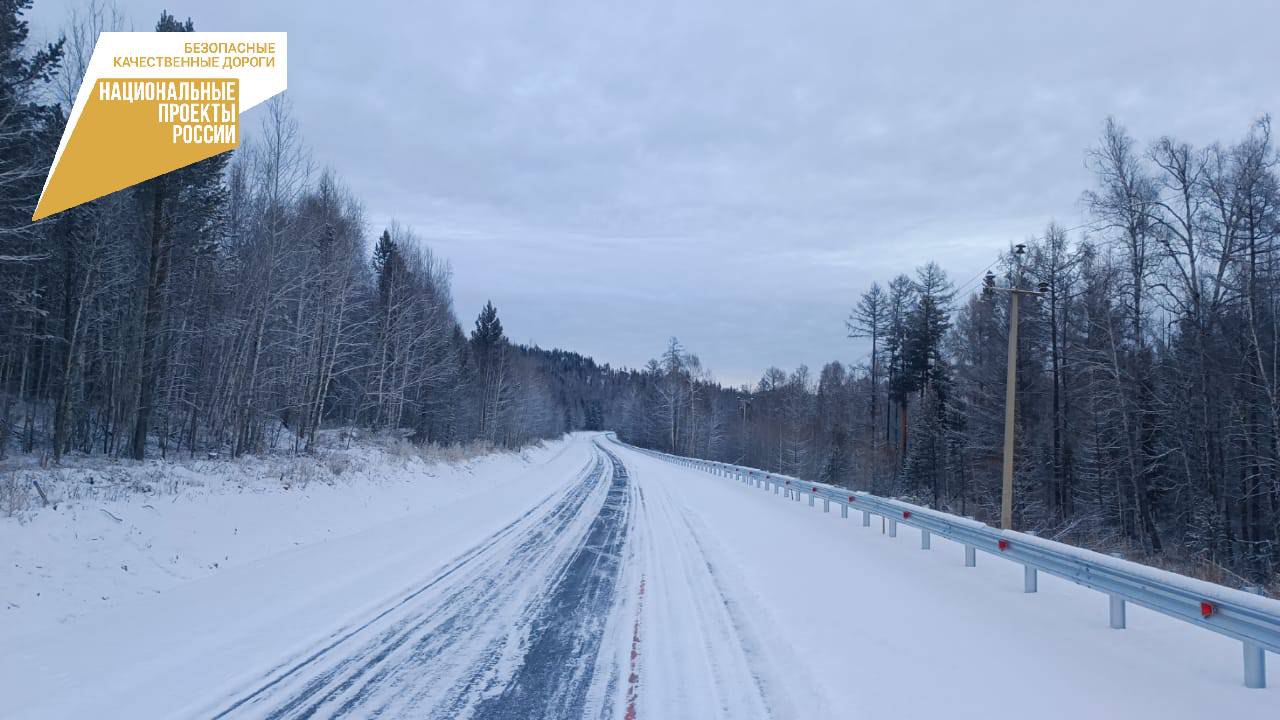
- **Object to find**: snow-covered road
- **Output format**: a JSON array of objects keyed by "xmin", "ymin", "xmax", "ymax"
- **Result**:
[
  {"xmin": 3, "ymin": 433, "xmax": 1276, "ymax": 719},
  {"xmin": 212, "ymin": 445, "xmax": 631, "ymax": 718}
]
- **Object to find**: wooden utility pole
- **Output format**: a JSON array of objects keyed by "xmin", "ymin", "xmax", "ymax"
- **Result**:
[
  {"xmin": 1001, "ymin": 291, "xmax": 1019, "ymax": 530},
  {"xmin": 983, "ymin": 246, "xmax": 1047, "ymax": 531}
]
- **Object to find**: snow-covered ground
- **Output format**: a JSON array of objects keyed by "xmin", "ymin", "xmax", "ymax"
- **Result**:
[
  {"xmin": 1, "ymin": 434, "xmax": 569, "ymax": 634},
  {"xmin": 0, "ymin": 433, "xmax": 588, "ymax": 718},
  {"xmin": 2, "ymin": 433, "xmax": 1276, "ymax": 719},
  {"xmin": 619, "ymin": 444, "xmax": 1279, "ymax": 719}
]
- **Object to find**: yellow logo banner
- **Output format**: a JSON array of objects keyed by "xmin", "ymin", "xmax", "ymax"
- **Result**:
[{"xmin": 34, "ymin": 33, "xmax": 286, "ymax": 221}]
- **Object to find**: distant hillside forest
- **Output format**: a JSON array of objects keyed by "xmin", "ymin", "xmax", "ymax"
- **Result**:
[{"xmin": 3, "ymin": 3, "xmax": 1277, "ymax": 587}]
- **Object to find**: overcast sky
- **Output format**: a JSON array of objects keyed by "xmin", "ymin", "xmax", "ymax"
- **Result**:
[{"xmin": 28, "ymin": 1, "xmax": 1280, "ymax": 386}]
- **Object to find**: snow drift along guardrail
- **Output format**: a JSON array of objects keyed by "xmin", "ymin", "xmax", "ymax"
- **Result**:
[{"xmin": 608, "ymin": 434, "xmax": 1279, "ymax": 690}]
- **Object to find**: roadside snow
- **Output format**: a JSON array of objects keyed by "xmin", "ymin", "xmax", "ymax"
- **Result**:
[
  {"xmin": 1, "ymin": 433, "xmax": 596, "ymax": 719},
  {"xmin": 0, "ymin": 434, "xmax": 571, "ymax": 641},
  {"xmin": 5, "ymin": 435, "xmax": 1276, "ymax": 719},
  {"xmin": 612, "ymin": 443, "xmax": 1279, "ymax": 719}
]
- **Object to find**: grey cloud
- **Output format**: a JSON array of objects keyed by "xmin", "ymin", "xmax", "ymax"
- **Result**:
[{"xmin": 28, "ymin": 0, "xmax": 1280, "ymax": 384}]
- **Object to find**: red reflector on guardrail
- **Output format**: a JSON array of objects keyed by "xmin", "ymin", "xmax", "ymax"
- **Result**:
[
  {"xmin": 998, "ymin": 539, "xmax": 1009, "ymax": 551},
  {"xmin": 811, "ymin": 486, "xmax": 818, "ymax": 492},
  {"xmin": 785, "ymin": 480, "xmax": 790, "ymax": 485},
  {"xmin": 1201, "ymin": 602, "xmax": 1215, "ymax": 618},
  {"xmin": 902, "ymin": 511, "xmax": 911, "ymax": 519},
  {"xmin": 848, "ymin": 495, "xmax": 855, "ymax": 502}
]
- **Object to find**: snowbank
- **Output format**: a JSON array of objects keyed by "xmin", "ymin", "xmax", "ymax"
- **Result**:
[{"xmin": 0, "ymin": 432, "xmax": 568, "ymax": 638}]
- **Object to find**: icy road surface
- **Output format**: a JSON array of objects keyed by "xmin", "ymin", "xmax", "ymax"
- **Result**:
[{"xmin": 2, "ymin": 433, "xmax": 1275, "ymax": 719}]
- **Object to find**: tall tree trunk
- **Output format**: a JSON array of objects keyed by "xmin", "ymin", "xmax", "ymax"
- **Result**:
[{"xmin": 131, "ymin": 181, "xmax": 168, "ymax": 460}]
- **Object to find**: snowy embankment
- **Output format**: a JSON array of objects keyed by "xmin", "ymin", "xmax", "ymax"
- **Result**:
[
  {"xmin": 1, "ymin": 434, "xmax": 565, "ymax": 633},
  {"xmin": 0, "ymin": 432, "xmax": 593, "ymax": 719}
]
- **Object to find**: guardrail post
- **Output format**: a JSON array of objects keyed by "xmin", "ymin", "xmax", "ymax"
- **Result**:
[
  {"xmin": 921, "ymin": 529, "xmax": 931, "ymax": 549},
  {"xmin": 1243, "ymin": 586, "xmax": 1266, "ymax": 688},
  {"xmin": 1244, "ymin": 642, "xmax": 1265, "ymax": 689},
  {"xmin": 888, "ymin": 518, "xmax": 898, "ymax": 537},
  {"xmin": 808, "ymin": 492, "xmax": 815, "ymax": 507},
  {"xmin": 841, "ymin": 503, "xmax": 848, "ymax": 518},
  {"xmin": 823, "ymin": 498, "xmax": 830, "ymax": 513},
  {"xmin": 1024, "ymin": 565, "xmax": 1038, "ymax": 593},
  {"xmin": 1108, "ymin": 552, "xmax": 1126, "ymax": 629},
  {"xmin": 1109, "ymin": 594, "xmax": 1126, "ymax": 629},
  {"xmin": 794, "ymin": 488, "xmax": 801, "ymax": 502},
  {"xmin": 862, "ymin": 510, "xmax": 871, "ymax": 526},
  {"xmin": 965, "ymin": 545, "xmax": 976, "ymax": 567},
  {"xmin": 773, "ymin": 482, "xmax": 779, "ymax": 495}
]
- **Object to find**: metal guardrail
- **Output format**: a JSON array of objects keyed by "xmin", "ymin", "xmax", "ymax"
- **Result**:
[{"xmin": 614, "ymin": 438, "xmax": 1278, "ymax": 689}]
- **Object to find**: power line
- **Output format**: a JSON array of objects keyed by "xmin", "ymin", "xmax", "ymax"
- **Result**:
[
  {"xmin": 953, "ymin": 256, "xmax": 1002, "ymax": 296},
  {"xmin": 952, "ymin": 220, "xmax": 1102, "ymax": 297}
]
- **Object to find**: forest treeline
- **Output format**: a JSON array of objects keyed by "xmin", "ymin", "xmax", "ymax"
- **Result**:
[
  {"xmin": 1, "ymin": 4, "xmax": 606, "ymax": 461},
  {"xmin": 609, "ymin": 116, "xmax": 1280, "ymax": 588},
  {"xmin": 4, "ymin": 3, "xmax": 1276, "ymax": 586}
]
